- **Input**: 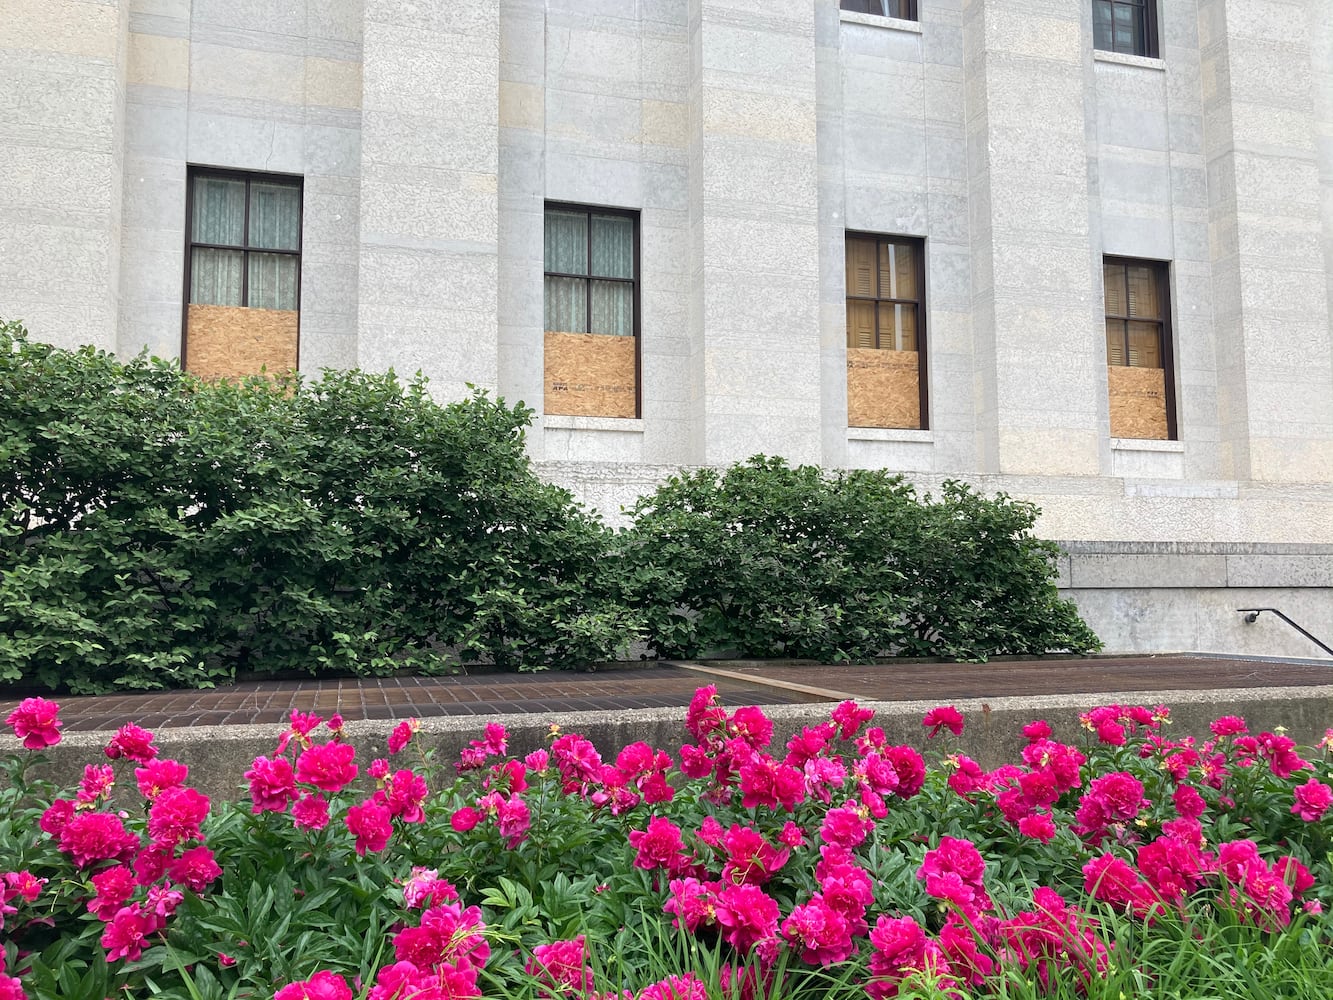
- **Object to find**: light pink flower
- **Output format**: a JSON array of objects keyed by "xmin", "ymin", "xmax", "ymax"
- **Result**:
[{"xmin": 5, "ymin": 697, "xmax": 61, "ymax": 749}]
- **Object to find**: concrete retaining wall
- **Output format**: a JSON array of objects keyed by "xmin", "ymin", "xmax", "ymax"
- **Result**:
[{"xmin": 27, "ymin": 684, "xmax": 1333, "ymax": 804}]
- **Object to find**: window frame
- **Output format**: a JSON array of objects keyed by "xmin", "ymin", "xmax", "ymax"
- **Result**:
[
  {"xmin": 840, "ymin": 0, "xmax": 918, "ymax": 21},
  {"xmin": 181, "ymin": 166, "xmax": 304, "ymax": 371},
  {"xmin": 542, "ymin": 201, "xmax": 642, "ymax": 419},
  {"xmin": 1103, "ymin": 255, "xmax": 1176, "ymax": 439},
  {"xmin": 845, "ymin": 231, "xmax": 929, "ymax": 430},
  {"xmin": 1092, "ymin": 0, "xmax": 1159, "ymax": 59}
]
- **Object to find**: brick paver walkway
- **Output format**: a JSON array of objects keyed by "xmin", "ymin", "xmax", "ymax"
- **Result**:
[{"xmin": 2, "ymin": 655, "xmax": 1329, "ymax": 732}]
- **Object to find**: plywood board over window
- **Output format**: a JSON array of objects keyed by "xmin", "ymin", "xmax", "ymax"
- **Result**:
[
  {"xmin": 182, "ymin": 168, "xmax": 302, "ymax": 380},
  {"xmin": 847, "ymin": 348, "xmax": 920, "ymax": 428},
  {"xmin": 544, "ymin": 332, "xmax": 637, "ymax": 418},
  {"xmin": 1108, "ymin": 365, "xmax": 1169, "ymax": 439}
]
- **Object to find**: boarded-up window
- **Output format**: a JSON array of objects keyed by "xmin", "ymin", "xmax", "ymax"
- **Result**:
[
  {"xmin": 846, "ymin": 234, "xmax": 926, "ymax": 429},
  {"xmin": 1104, "ymin": 257, "xmax": 1175, "ymax": 440},
  {"xmin": 543, "ymin": 204, "xmax": 638, "ymax": 418},
  {"xmin": 183, "ymin": 169, "xmax": 301, "ymax": 380}
]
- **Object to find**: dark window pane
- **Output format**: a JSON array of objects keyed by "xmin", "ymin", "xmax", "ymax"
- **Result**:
[
  {"xmin": 544, "ymin": 211, "xmax": 587, "ymax": 275},
  {"xmin": 190, "ymin": 248, "xmax": 243, "ymax": 305},
  {"xmin": 192, "ymin": 176, "xmax": 245, "ymax": 245},
  {"xmin": 248, "ymin": 253, "xmax": 299, "ymax": 310},
  {"xmin": 846, "ymin": 238, "xmax": 878, "ymax": 298},
  {"xmin": 1105, "ymin": 318, "xmax": 1127, "ymax": 366},
  {"xmin": 1126, "ymin": 266, "xmax": 1160, "ymax": 319},
  {"xmin": 1127, "ymin": 321, "xmax": 1162, "ymax": 368},
  {"xmin": 589, "ymin": 280, "xmax": 633, "ymax": 336},
  {"xmin": 840, "ymin": 0, "xmax": 882, "ymax": 13},
  {"xmin": 544, "ymin": 275, "xmax": 587, "ymax": 333},
  {"xmin": 879, "ymin": 241, "xmax": 917, "ymax": 300},
  {"xmin": 590, "ymin": 215, "xmax": 633, "ymax": 279},
  {"xmin": 249, "ymin": 182, "xmax": 301, "ymax": 251},
  {"xmin": 1103, "ymin": 263, "xmax": 1127, "ymax": 315},
  {"xmin": 847, "ymin": 300, "xmax": 876, "ymax": 349},
  {"xmin": 878, "ymin": 302, "xmax": 917, "ymax": 351}
]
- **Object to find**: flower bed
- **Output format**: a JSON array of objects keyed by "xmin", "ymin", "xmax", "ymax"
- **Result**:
[{"xmin": 3, "ymin": 689, "xmax": 1333, "ymax": 999}]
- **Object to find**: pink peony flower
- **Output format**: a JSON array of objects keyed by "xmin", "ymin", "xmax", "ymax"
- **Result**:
[
  {"xmin": 526, "ymin": 936, "xmax": 594, "ymax": 996},
  {"xmin": 388, "ymin": 718, "xmax": 419, "ymax": 755},
  {"xmin": 781, "ymin": 894, "xmax": 854, "ymax": 965},
  {"xmin": 147, "ymin": 786, "xmax": 210, "ymax": 847},
  {"xmin": 101, "ymin": 904, "xmax": 156, "ymax": 962},
  {"xmin": 401, "ymin": 868, "xmax": 458, "ymax": 909},
  {"xmin": 495, "ymin": 793, "xmax": 532, "ymax": 847},
  {"xmin": 246, "ymin": 755, "xmax": 297, "ymax": 814},
  {"xmin": 295, "ymin": 741, "xmax": 358, "ymax": 793},
  {"xmin": 384, "ymin": 769, "xmax": 428, "ymax": 824},
  {"xmin": 5, "ymin": 697, "xmax": 61, "ymax": 749},
  {"xmin": 867, "ymin": 914, "xmax": 953, "ymax": 1000},
  {"xmin": 58, "ymin": 812, "xmax": 140, "ymax": 868},
  {"xmin": 629, "ymin": 815, "xmax": 690, "ymax": 873},
  {"xmin": 77, "ymin": 764, "xmax": 116, "ymax": 804},
  {"xmin": 104, "ymin": 723, "xmax": 158, "ymax": 763},
  {"xmin": 1210, "ymin": 715, "xmax": 1248, "ymax": 737},
  {"xmin": 819, "ymin": 802, "xmax": 872, "ymax": 850},
  {"xmin": 640, "ymin": 973, "xmax": 707, "ymax": 1000},
  {"xmin": 1022, "ymin": 719, "xmax": 1052, "ymax": 742},
  {"xmin": 1172, "ymin": 783, "xmax": 1207, "ymax": 819},
  {"xmin": 451, "ymin": 806, "xmax": 481, "ymax": 832},
  {"xmin": 922, "ymin": 705, "xmax": 965, "ymax": 738},
  {"xmin": 292, "ymin": 792, "xmax": 330, "ymax": 831},
  {"xmin": 882, "ymin": 746, "xmax": 926, "ymax": 799},
  {"xmin": 721, "ymin": 824, "xmax": 790, "ymax": 886},
  {"xmin": 135, "ymin": 758, "xmax": 190, "ymax": 800},
  {"xmin": 274, "ymin": 970, "xmax": 354, "ymax": 1000},
  {"xmin": 167, "ymin": 846, "xmax": 221, "ymax": 893},
  {"xmin": 713, "ymin": 883, "xmax": 780, "ymax": 953},
  {"xmin": 39, "ymin": 798, "xmax": 76, "ymax": 837},
  {"xmin": 830, "ymin": 700, "xmax": 875, "ymax": 740},
  {"xmin": 346, "ymin": 798, "xmax": 393, "ymax": 855},
  {"xmin": 918, "ymin": 837, "xmax": 991, "ymax": 917},
  {"xmin": 393, "ymin": 902, "xmax": 490, "ymax": 971},
  {"xmin": 1291, "ymin": 779, "xmax": 1333, "ymax": 822}
]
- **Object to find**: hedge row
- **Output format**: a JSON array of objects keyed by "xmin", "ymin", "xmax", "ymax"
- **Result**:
[{"xmin": 1, "ymin": 321, "xmax": 1099, "ymax": 693}]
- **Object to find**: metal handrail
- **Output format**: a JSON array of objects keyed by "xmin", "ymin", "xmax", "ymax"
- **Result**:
[{"xmin": 1237, "ymin": 608, "xmax": 1333, "ymax": 657}]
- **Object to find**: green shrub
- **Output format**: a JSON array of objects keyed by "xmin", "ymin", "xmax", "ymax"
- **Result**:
[
  {"xmin": 619, "ymin": 456, "xmax": 1100, "ymax": 661},
  {"xmin": 1, "ymin": 321, "xmax": 1099, "ymax": 693},
  {"xmin": 0, "ymin": 322, "xmax": 636, "ymax": 693}
]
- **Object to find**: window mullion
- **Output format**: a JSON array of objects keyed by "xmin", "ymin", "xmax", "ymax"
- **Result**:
[{"xmin": 240, "ymin": 177, "xmax": 251, "ymax": 308}]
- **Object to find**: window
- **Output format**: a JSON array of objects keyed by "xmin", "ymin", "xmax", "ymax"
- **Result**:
[
  {"xmin": 841, "ymin": 0, "xmax": 917, "ymax": 20},
  {"xmin": 543, "ymin": 204, "xmax": 639, "ymax": 419},
  {"xmin": 1093, "ymin": 0, "xmax": 1158, "ymax": 58},
  {"xmin": 845, "ymin": 234, "xmax": 927, "ymax": 430},
  {"xmin": 1104, "ymin": 257, "xmax": 1175, "ymax": 439},
  {"xmin": 183, "ymin": 168, "xmax": 302, "ymax": 380}
]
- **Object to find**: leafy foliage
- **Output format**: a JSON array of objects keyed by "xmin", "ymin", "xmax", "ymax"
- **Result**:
[
  {"xmin": 618, "ymin": 456, "xmax": 1100, "ymax": 661},
  {"xmin": 0, "ymin": 321, "xmax": 635, "ymax": 693},
  {"xmin": 2, "ymin": 322, "xmax": 1099, "ymax": 694}
]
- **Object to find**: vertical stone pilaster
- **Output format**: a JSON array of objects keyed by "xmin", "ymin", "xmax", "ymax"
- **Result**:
[
  {"xmin": 1200, "ymin": 0, "xmax": 1333, "ymax": 483},
  {"xmin": 497, "ymin": 0, "xmax": 546, "ymax": 450},
  {"xmin": 1, "ymin": 0, "xmax": 129, "ymax": 352},
  {"xmin": 964, "ymin": 0, "xmax": 1101, "ymax": 475},
  {"xmin": 356, "ymin": 1, "xmax": 499, "ymax": 399},
  {"xmin": 686, "ymin": 1, "xmax": 822, "ymax": 465}
]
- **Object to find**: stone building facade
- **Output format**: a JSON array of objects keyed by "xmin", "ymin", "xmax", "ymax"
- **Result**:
[{"xmin": 3, "ymin": 0, "xmax": 1332, "ymax": 657}]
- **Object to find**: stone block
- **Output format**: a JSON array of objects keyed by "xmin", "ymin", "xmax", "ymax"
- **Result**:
[{"xmin": 1069, "ymin": 553, "xmax": 1228, "ymax": 589}]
